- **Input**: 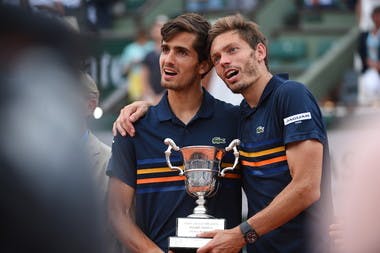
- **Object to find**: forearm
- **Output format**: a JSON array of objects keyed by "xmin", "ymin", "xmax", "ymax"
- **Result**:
[
  {"xmin": 246, "ymin": 140, "xmax": 323, "ymax": 236},
  {"xmin": 107, "ymin": 178, "xmax": 163, "ymax": 253},
  {"xmin": 109, "ymin": 209, "xmax": 163, "ymax": 253},
  {"xmin": 247, "ymin": 179, "xmax": 320, "ymax": 236}
]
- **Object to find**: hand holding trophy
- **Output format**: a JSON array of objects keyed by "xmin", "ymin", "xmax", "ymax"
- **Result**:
[{"xmin": 164, "ymin": 138, "xmax": 240, "ymax": 251}]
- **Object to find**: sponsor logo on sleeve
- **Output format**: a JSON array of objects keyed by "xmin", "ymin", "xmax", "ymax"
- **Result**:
[{"xmin": 283, "ymin": 112, "xmax": 311, "ymax": 126}]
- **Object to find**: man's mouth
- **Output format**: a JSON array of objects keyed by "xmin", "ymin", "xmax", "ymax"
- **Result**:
[
  {"xmin": 163, "ymin": 68, "xmax": 177, "ymax": 76},
  {"xmin": 224, "ymin": 69, "xmax": 239, "ymax": 80}
]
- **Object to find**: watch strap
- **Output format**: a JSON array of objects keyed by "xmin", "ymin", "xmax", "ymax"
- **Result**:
[
  {"xmin": 239, "ymin": 221, "xmax": 259, "ymax": 244},
  {"xmin": 239, "ymin": 220, "xmax": 253, "ymax": 234}
]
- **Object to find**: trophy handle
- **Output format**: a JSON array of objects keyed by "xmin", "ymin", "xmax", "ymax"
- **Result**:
[
  {"xmin": 164, "ymin": 138, "xmax": 184, "ymax": 175},
  {"xmin": 220, "ymin": 139, "xmax": 240, "ymax": 177}
]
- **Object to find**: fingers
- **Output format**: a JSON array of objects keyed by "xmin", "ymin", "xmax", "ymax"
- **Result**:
[
  {"xmin": 329, "ymin": 223, "xmax": 343, "ymax": 237},
  {"xmin": 112, "ymin": 101, "xmax": 151, "ymax": 137},
  {"xmin": 197, "ymin": 241, "xmax": 212, "ymax": 253},
  {"xmin": 329, "ymin": 223, "xmax": 345, "ymax": 251},
  {"xmin": 129, "ymin": 101, "xmax": 150, "ymax": 122},
  {"xmin": 197, "ymin": 230, "xmax": 217, "ymax": 238},
  {"xmin": 112, "ymin": 106, "xmax": 136, "ymax": 137},
  {"xmin": 112, "ymin": 122, "xmax": 117, "ymax": 136},
  {"xmin": 112, "ymin": 116, "xmax": 127, "ymax": 137},
  {"xmin": 196, "ymin": 230, "xmax": 217, "ymax": 253},
  {"xmin": 124, "ymin": 120, "xmax": 136, "ymax": 137}
]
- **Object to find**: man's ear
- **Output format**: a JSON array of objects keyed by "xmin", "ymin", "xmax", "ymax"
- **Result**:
[
  {"xmin": 199, "ymin": 60, "xmax": 211, "ymax": 76},
  {"xmin": 255, "ymin": 42, "xmax": 267, "ymax": 62},
  {"xmin": 87, "ymin": 98, "xmax": 97, "ymax": 117}
]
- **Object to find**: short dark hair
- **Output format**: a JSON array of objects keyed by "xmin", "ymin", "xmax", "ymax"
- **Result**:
[
  {"xmin": 161, "ymin": 13, "xmax": 211, "ymax": 64},
  {"xmin": 208, "ymin": 14, "xmax": 269, "ymax": 68}
]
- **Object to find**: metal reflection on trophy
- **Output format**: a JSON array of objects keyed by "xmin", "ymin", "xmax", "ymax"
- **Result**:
[{"xmin": 164, "ymin": 138, "xmax": 240, "ymax": 250}]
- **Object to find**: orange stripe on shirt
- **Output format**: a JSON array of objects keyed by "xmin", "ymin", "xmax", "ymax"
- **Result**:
[
  {"xmin": 137, "ymin": 164, "xmax": 238, "ymax": 176},
  {"xmin": 241, "ymin": 155, "xmax": 287, "ymax": 167},
  {"xmin": 137, "ymin": 175, "xmax": 185, "ymax": 184},
  {"xmin": 221, "ymin": 162, "xmax": 239, "ymax": 169},
  {"xmin": 222, "ymin": 173, "xmax": 241, "ymax": 179},
  {"xmin": 137, "ymin": 173, "xmax": 240, "ymax": 184}
]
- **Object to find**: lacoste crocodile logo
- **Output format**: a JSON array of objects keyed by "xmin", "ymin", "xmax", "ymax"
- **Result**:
[
  {"xmin": 256, "ymin": 126, "xmax": 265, "ymax": 134},
  {"xmin": 212, "ymin": 137, "xmax": 226, "ymax": 144}
]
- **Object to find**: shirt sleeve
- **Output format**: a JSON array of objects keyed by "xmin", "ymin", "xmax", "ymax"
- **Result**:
[
  {"xmin": 106, "ymin": 133, "xmax": 136, "ymax": 188},
  {"xmin": 275, "ymin": 81, "xmax": 327, "ymax": 145}
]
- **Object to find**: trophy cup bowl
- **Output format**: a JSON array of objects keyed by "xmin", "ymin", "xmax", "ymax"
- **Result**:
[
  {"xmin": 164, "ymin": 138, "xmax": 240, "ymax": 250},
  {"xmin": 181, "ymin": 146, "xmax": 220, "ymax": 218}
]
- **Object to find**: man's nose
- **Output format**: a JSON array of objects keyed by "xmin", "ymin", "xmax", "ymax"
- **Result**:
[
  {"xmin": 220, "ymin": 53, "xmax": 231, "ymax": 66},
  {"xmin": 164, "ymin": 50, "xmax": 175, "ymax": 63}
]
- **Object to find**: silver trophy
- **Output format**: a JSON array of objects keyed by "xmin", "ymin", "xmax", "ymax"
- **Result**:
[{"xmin": 164, "ymin": 138, "xmax": 240, "ymax": 250}]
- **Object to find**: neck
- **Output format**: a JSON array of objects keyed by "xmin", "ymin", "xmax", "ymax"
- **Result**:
[
  {"xmin": 243, "ymin": 71, "xmax": 273, "ymax": 108},
  {"xmin": 167, "ymin": 85, "xmax": 203, "ymax": 125}
]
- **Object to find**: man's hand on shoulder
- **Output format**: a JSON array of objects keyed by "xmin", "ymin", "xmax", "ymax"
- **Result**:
[{"xmin": 112, "ymin": 101, "xmax": 152, "ymax": 137}]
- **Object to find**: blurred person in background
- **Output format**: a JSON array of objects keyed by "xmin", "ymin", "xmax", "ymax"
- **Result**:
[
  {"xmin": 85, "ymin": 0, "xmax": 117, "ymax": 31},
  {"xmin": 140, "ymin": 15, "xmax": 168, "ymax": 104},
  {"xmin": 27, "ymin": 0, "xmax": 66, "ymax": 16},
  {"xmin": 24, "ymin": 0, "xmax": 82, "ymax": 20},
  {"xmin": 120, "ymin": 26, "xmax": 154, "ymax": 101},
  {"xmin": 0, "ymin": 4, "xmax": 105, "ymax": 253},
  {"xmin": 80, "ymin": 72, "xmax": 126, "ymax": 253},
  {"xmin": 80, "ymin": 72, "xmax": 111, "ymax": 198},
  {"xmin": 358, "ymin": 5, "xmax": 380, "ymax": 106},
  {"xmin": 329, "ymin": 114, "xmax": 380, "ymax": 253},
  {"xmin": 356, "ymin": 0, "xmax": 379, "ymax": 32},
  {"xmin": 304, "ymin": 0, "xmax": 337, "ymax": 8},
  {"xmin": 185, "ymin": 0, "xmax": 224, "ymax": 12}
]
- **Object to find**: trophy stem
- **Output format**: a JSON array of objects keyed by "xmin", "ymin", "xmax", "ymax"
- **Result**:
[{"xmin": 188, "ymin": 194, "xmax": 213, "ymax": 218}]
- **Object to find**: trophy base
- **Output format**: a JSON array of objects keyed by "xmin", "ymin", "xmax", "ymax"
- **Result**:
[
  {"xmin": 169, "ymin": 217, "xmax": 225, "ymax": 252},
  {"xmin": 169, "ymin": 237, "xmax": 212, "ymax": 253}
]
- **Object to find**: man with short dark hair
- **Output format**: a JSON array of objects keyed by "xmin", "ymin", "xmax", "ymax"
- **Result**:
[{"xmin": 106, "ymin": 13, "xmax": 242, "ymax": 253}]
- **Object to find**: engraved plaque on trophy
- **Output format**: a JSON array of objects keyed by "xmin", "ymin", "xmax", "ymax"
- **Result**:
[{"xmin": 164, "ymin": 138, "xmax": 240, "ymax": 251}]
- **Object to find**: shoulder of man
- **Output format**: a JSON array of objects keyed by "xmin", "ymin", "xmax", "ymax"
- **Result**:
[{"xmin": 88, "ymin": 131, "xmax": 111, "ymax": 158}]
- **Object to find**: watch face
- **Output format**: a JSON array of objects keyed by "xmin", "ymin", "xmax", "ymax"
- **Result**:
[{"xmin": 246, "ymin": 230, "xmax": 258, "ymax": 244}]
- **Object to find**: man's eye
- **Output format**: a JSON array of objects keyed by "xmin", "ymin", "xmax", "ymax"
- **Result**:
[
  {"xmin": 178, "ymin": 50, "xmax": 187, "ymax": 56},
  {"xmin": 228, "ymin": 47, "xmax": 238, "ymax": 53},
  {"xmin": 212, "ymin": 56, "xmax": 220, "ymax": 64},
  {"xmin": 161, "ymin": 47, "xmax": 169, "ymax": 54}
]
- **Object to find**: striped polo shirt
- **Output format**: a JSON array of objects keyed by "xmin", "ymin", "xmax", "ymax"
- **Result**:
[
  {"xmin": 107, "ymin": 89, "xmax": 242, "ymax": 252},
  {"xmin": 239, "ymin": 74, "xmax": 333, "ymax": 253}
]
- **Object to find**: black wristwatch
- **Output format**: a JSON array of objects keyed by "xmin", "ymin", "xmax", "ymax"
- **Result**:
[{"xmin": 239, "ymin": 221, "xmax": 259, "ymax": 244}]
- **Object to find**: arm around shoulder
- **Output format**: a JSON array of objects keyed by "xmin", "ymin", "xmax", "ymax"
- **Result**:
[{"xmin": 112, "ymin": 101, "xmax": 153, "ymax": 137}]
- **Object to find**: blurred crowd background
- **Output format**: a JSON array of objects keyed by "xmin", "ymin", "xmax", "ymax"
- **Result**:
[
  {"xmin": 2, "ymin": 0, "xmax": 368, "ymax": 133},
  {"xmin": 1, "ymin": 0, "xmax": 380, "ymax": 252}
]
